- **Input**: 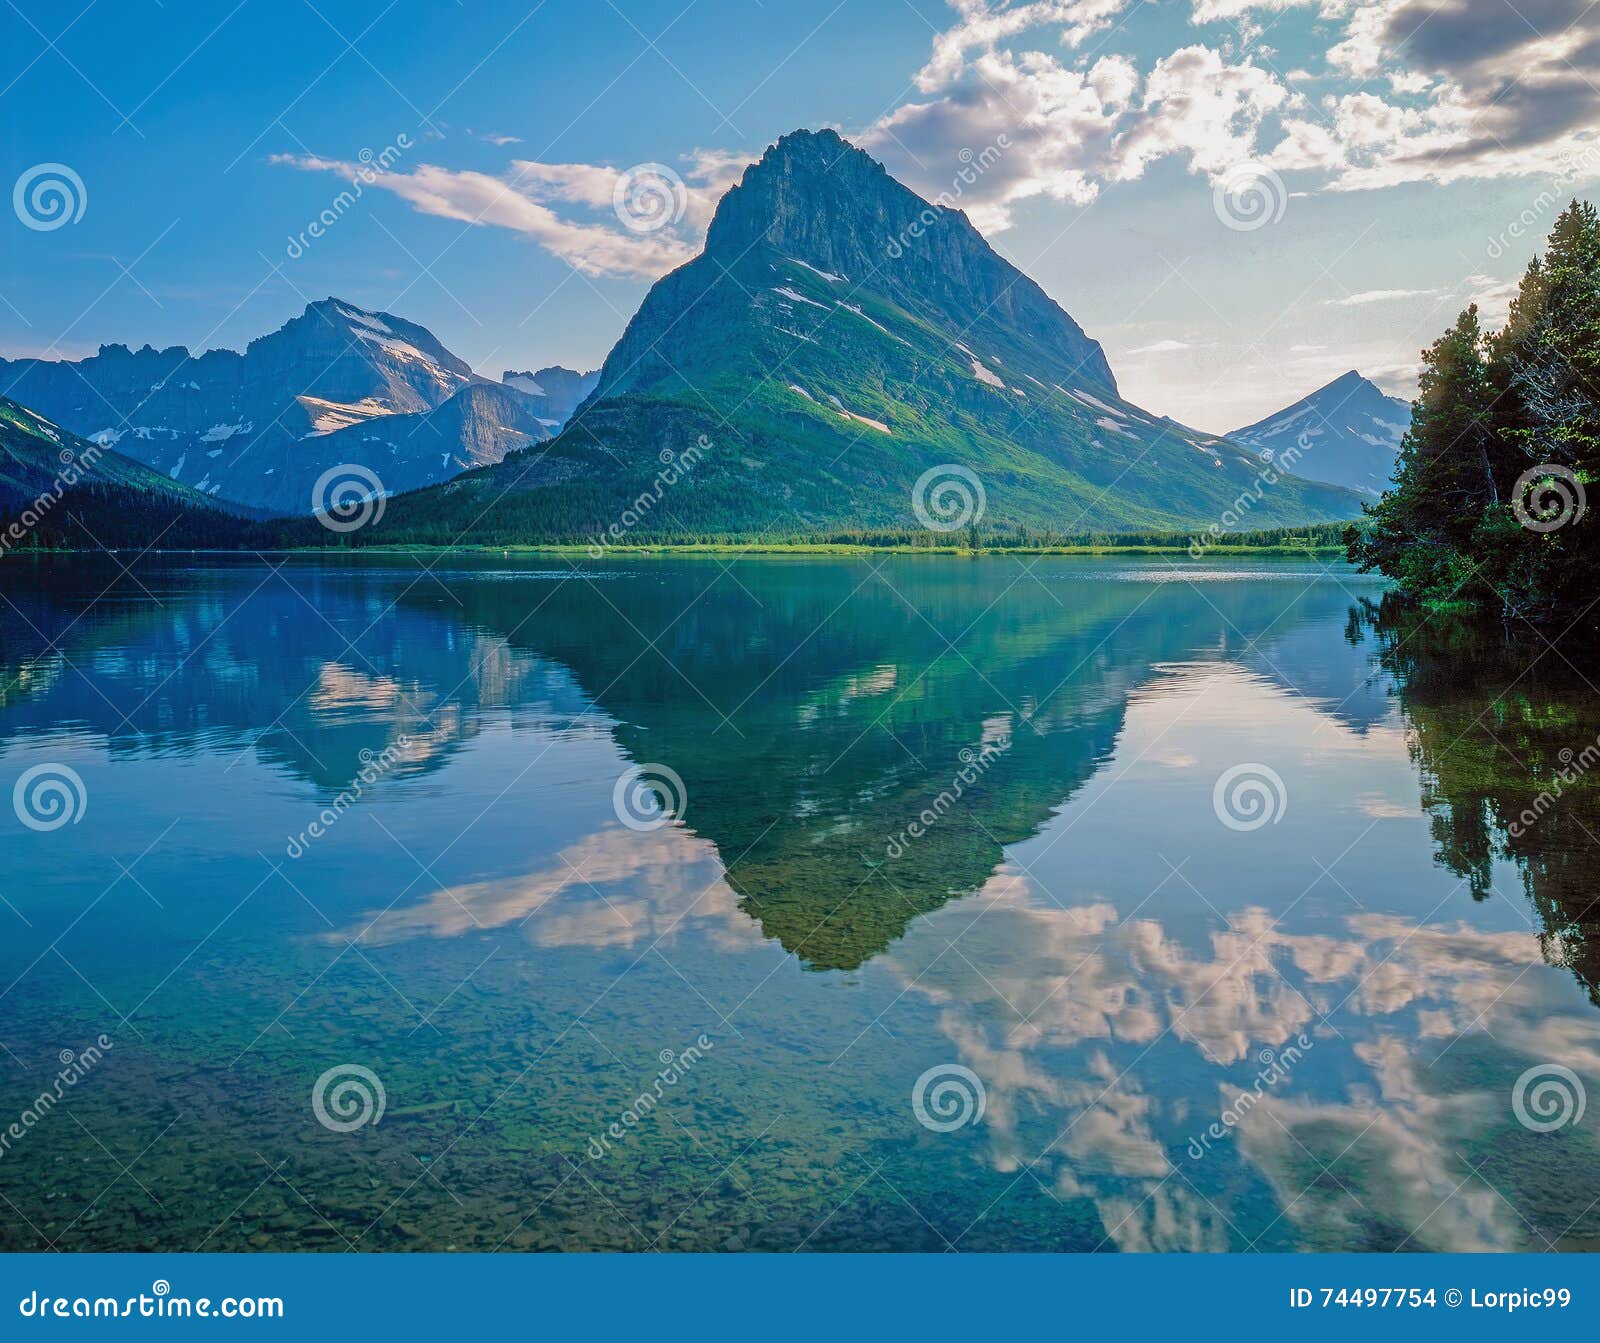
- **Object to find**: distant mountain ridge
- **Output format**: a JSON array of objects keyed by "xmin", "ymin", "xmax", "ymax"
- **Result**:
[
  {"xmin": 0, "ymin": 396, "xmax": 249, "ymax": 550},
  {"xmin": 0, "ymin": 300, "xmax": 584, "ymax": 515},
  {"xmin": 361, "ymin": 128, "xmax": 1363, "ymax": 544},
  {"xmin": 501, "ymin": 366, "xmax": 598, "ymax": 427},
  {"xmin": 1229, "ymin": 371, "xmax": 1410, "ymax": 497}
]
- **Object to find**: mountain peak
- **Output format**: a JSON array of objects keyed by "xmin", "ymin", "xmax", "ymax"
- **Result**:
[
  {"xmin": 301, "ymin": 296, "xmax": 392, "ymax": 328},
  {"xmin": 0, "ymin": 296, "xmax": 480, "ymax": 514},
  {"xmin": 770, "ymin": 126, "xmax": 851, "ymax": 154},
  {"xmin": 649, "ymin": 128, "xmax": 1118, "ymax": 395},
  {"xmin": 1229, "ymin": 369, "xmax": 1411, "ymax": 497}
]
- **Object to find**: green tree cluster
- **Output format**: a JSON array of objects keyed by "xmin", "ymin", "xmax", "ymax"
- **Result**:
[{"xmin": 1349, "ymin": 201, "xmax": 1600, "ymax": 629}]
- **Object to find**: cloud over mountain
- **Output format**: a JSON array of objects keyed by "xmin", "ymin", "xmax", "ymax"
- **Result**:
[
  {"xmin": 270, "ymin": 0, "xmax": 1600, "ymax": 283},
  {"xmin": 271, "ymin": 150, "xmax": 747, "ymax": 278}
]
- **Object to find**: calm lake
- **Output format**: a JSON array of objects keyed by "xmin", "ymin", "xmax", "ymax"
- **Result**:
[{"xmin": 1, "ymin": 554, "xmax": 1596, "ymax": 1252}]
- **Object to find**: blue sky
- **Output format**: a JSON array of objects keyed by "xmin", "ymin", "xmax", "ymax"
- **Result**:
[{"xmin": 3, "ymin": 0, "xmax": 1596, "ymax": 430}]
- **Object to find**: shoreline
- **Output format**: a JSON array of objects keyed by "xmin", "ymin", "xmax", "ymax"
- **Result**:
[{"xmin": 4, "ymin": 542, "xmax": 1350, "ymax": 559}]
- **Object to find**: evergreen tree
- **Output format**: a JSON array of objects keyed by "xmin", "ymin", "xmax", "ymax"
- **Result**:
[
  {"xmin": 1349, "ymin": 306, "xmax": 1497, "ymax": 605},
  {"xmin": 1349, "ymin": 202, "xmax": 1599, "ymax": 630}
]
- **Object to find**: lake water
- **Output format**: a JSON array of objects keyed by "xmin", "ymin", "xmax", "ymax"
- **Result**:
[{"xmin": 1, "ymin": 554, "xmax": 1597, "ymax": 1252}]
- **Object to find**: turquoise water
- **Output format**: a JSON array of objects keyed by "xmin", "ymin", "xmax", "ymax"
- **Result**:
[{"xmin": 0, "ymin": 554, "xmax": 1596, "ymax": 1251}]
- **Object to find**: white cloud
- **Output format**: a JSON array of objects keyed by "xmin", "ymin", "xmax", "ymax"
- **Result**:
[
  {"xmin": 863, "ymin": 49, "xmax": 1135, "ymax": 226},
  {"xmin": 1111, "ymin": 45, "xmax": 1290, "ymax": 180},
  {"xmin": 1190, "ymin": 0, "xmax": 1320, "ymax": 19},
  {"xmin": 914, "ymin": 0, "xmax": 1131, "ymax": 91},
  {"xmin": 1325, "ymin": 287, "xmax": 1444, "ymax": 305},
  {"xmin": 270, "ymin": 0, "xmax": 1600, "ymax": 294},
  {"xmin": 1125, "ymin": 338, "xmax": 1195, "ymax": 353},
  {"xmin": 1462, "ymin": 272, "xmax": 1519, "ymax": 327},
  {"xmin": 270, "ymin": 150, "xmax": 749, "ymax": 279},
  {"xmin": 873, "ymin": 0, "xmax": 1600, "ymax": 227}
]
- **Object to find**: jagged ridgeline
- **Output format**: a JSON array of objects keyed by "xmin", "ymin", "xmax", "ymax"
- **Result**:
[
  {"xmin": 0, "ymin": 300, "xmax": 598, "ymax": 516},
  {"xmin": 345, "ymin": 129, "xmax": 1363, "ymax": 546}
]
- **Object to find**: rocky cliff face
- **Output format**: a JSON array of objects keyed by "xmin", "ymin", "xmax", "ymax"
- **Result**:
[
  {"xmin": 702, "ymin": 128, "xmax": 1116, "ymax": 392},
  {"xmin": 309, "ymin": 381, "xmax": 554, "ymax": 497}
]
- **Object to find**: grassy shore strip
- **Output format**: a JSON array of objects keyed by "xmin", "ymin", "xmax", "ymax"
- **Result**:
[
  {"xmin": 290, "ymin": 541, "xmax": 1348, "ymax": 556},
  {"xmin": 8, "ymin": 541, "xmax": 1350, "ymax": 557}
]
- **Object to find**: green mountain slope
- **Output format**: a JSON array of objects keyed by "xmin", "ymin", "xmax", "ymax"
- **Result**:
[
  {"xmin": 0, "ymin": 397, "xmax": 250, "ymax": 551},
  {"xmin": 355, "ymin": 128, "xmax": 1363, "ymax": 545}
]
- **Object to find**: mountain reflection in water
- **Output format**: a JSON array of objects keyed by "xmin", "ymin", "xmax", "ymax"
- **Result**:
[{"xmin": 0, "ymin": 555, "xmax": 1596, "ymax": 1252}]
